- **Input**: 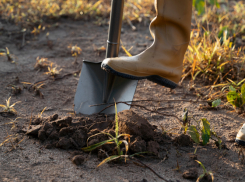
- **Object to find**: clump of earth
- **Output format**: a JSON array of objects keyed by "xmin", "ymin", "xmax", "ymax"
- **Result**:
[{"xmin": 24, "ymin": 110, "xmax": 183, "ymax": 164}]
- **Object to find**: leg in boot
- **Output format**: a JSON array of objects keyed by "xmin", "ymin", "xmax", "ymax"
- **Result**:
[{"xmin": 101, "ymin": 0, "xmax": 192, "ymax": 89}]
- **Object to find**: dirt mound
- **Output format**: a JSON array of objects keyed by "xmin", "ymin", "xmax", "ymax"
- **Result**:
[
  {"xmin": 118, "ymin": 110, "xmax": 156, "ymax": 141},
  {"xmin": 173, "ymin": 134, "xmax": 193, "ymax": 147},
  {"xmin": 25, "ymin": 111, "xmax": 167, "ymax": 160}
]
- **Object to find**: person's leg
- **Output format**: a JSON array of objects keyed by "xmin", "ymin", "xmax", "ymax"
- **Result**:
[{"xmin": 101, "ymin": 0, "xmax": 192, "ymax": 89}]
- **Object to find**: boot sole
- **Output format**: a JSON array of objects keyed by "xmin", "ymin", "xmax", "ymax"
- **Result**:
[
  {"xmin": 235, "ymin": 139, "xmax": 245, "ymax": 146},
  {"xmin": 101, "ymin": 64, "xmax": 178, "ymax": 89}
]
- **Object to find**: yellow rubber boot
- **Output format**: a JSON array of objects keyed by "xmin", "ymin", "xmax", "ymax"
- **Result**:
[
  {"xmin": 101, "ymin": 0, "xmax": 192, "ymax": 88},
  {"xmin": 236, "ymin": 124, "xmax": 245, "ymax": 146}
]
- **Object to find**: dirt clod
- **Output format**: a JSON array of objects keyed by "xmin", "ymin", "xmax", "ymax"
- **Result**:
[
  {"xmin": 38, "ymin": 129, "xmax": 47, "ymax": 141},
  {"xmin": 199, "ymin": 173, "xmax": 213, "ymax": 182},
  {"xmin": 71, "ymin": 130, "xmax": 87, "ymax": 147},
  {"xmin": 31, "ymin": 117, "xmax": 42, "ymax": 125},
  {"xmin": 50, "ymin": 114, "xmax": 58, "ymax": 121},
  {"xmin": 43, "ymin": 122, "xmax": 53, "ymax": 131},
  {"xmin": 173, "ymin": 134, "xmax": 193, "ymax": 147},
  {"xmin": 26, "ymin": 125, "xmax": 42, "ymax": 136},
  {"xmin": 55, "ymin": 116, "xmax": 72, "ymax": 127},
  {"xmin": 48, "ymin": 130, "xmax": 59, "ymax": 140},
  {"xmin": 56, "ymin": 137, "xmax": 72, "ymax": 149},
  {"xmin": 72, "ymin": 155, "xmax": 85, "ymax": 166},
  {"xmin": 59, "ymin": 127, "xmax": 75, "ymax": 137},
  {"xmin": 130, "ymin": 136, "xmax": 146, "ymax": 153},
  {"xmin": 118, "ymin": 110, "xmax": 155, "ymax": 141},
  {"xmin": 147, "ymin": 141, "xmax": 160, "ymax": 155},
  {"xmin": 46, "ymin": 128, "xmax": 53, "ymax": 136},
  {"xmin": 182, "ymin": 168, "xmax": 198, "ymax": 179}
]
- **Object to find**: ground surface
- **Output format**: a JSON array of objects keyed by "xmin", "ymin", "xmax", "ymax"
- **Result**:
[{"xmin": 0, "ymin": 18, "xmax": 245, "ymax": 182}]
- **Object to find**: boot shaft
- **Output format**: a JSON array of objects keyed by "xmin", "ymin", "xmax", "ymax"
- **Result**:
[{"xmin": 150, "ymin": 0, "xmax": 192, "ymax": 46}]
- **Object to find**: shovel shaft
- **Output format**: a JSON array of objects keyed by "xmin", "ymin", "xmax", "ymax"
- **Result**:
[
  {"xmin": 106, "ymin": 0, "xmax": 124, "ymax": 58},
  {"xmin": 103, "ymin": 0, "xmax": 124, "ymax": 103}
]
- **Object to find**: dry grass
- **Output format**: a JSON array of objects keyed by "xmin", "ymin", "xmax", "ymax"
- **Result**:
[
  {"xmin": 1, "ymin": 0, "xmax": 245, "ymax": 104},
  {"xmin": 0, "ymin": 0, "xmax": 154, "ymax": 28}
]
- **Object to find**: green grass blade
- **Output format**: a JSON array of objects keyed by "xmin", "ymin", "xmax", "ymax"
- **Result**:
[
  {"xmin": 82, "ymin": 139, "xmax": 114, "ymax": 152},
  {"xmin": 196, "ymin": 160, "xmax": 207, "ymax": 173},
  {"xmin": 115, "ymin": 103, "xmax": 118, "ymax": 138},
  {"xmin": 86, "ymin": 132, "xmax": 114, "ymax": 145},
  {"xmin": 97, "ymin": 155, "xmax": 121, "ymax": 167},
  {"xmin": 196, "ymin": 174, "xmax": 205, "ymax": 182},
  {"xmin": 130, "ymin": 151, "xmax": 150, "ymax": 157},
  {"xmin": 237, "ymin": 78, "xmax": 245, "ymax": 86}
]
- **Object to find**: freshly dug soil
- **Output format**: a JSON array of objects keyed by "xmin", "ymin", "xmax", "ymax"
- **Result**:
[
  {"xmin": 25, "ymin": 110, "xmax": 166, "ymax": 161},
  {"xmin": 1, "ymin": 19, "xmax": 245, "ymax": 182}
]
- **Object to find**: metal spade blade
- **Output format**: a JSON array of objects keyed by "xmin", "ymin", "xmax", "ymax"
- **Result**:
[{"xmin": 74, "ymin": 61, "xmax": 138, "ymax": 115}]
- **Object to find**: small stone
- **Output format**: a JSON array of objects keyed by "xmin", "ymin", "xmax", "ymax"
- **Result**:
[
  {"xmin": 182, "ymin": 168, "xmax": 198, "ymax": 179},
  {"xmin": 72, "ymin": 155, "xmax": 85, "ymax": 165}
]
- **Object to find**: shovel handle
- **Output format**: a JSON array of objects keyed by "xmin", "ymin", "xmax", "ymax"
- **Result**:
[
  {"xmin": 105, "ymin": 0, "xmax": 124, "ymax": 58},
  {"xmin": 103, "ymin": 0, "xmax": 124, "ymax": 103}
]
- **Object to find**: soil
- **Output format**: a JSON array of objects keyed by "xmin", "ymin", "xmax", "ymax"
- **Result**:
[{"xmin": 1, "ymin": 17, "xmax": 245, "ymax": 182}]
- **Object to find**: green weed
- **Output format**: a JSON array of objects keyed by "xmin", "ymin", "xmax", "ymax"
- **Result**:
[
  {"xmin": 82, "ymin": 103, "xmax": 144, "ymax": 167},
  {"xmin": 196, "ymin": 160, "xmax": 214, "ymax": 182},
  {"xmin": 185, "ymin": 113, "xmax": 222, "ymax": 153},
  {"xmin": 226, "ymin": 83, "xmax": 245, "ymax": 111}
]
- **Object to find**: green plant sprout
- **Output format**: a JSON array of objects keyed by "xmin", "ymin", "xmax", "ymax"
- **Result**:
[
  {"xmin": 211, "ymin": 99, "xmax": 221, "ymax": 108},
  {"xmin": 181, "ymin": 108, "xmax": 189, "ymax": 134},
  {"xmin": 226, "ymin": 83, "xmax": 245, "ymax": 111},
  {"xmin": 193, "ymin": 0, "xmax": 220, "ymax": 15},
  {"xmin": 82, "ymin": 103, "xmax": 131, "ymax": 166},
  {"xmin": 0, "ymin": 47, "xmax": 15, "ymax": 63},
  {"xmin": 186, "ymin": 113, "xmax": 222, "ymax": 154},
  {"xmin": 0, "ymin": 97, "xmax": 21, "ymax": 114},
  {"xmin": 196, "ymin": 160, "xmax": 214, "ymax": 182}
]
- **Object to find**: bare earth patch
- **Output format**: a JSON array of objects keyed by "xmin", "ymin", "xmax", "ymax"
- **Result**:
[{"xmin": 1, "ymin": 18, "xmax": 245, "ymax": 182}]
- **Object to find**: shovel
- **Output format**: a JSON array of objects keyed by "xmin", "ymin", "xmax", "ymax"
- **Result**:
[{"xmin": 74, "ymin": 0, "xmax": 138, "ymax": 115}]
